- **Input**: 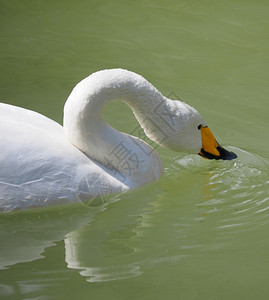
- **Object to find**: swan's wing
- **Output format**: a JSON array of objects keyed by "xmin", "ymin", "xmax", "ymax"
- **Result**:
[
  {"xmin": 0, "ymin": 102, "xmax": 63, "ymax": 137},
  {"xmin": 0, "ymin": 103, "xmax": 127, "ymax": 211}
]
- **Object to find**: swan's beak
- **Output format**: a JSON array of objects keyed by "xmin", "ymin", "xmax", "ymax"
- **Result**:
[{"xmin": 198, "ymin": 126, "xmax": 237, "ymax": 160}]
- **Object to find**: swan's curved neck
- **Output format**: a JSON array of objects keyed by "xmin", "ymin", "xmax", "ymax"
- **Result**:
[{"xmin": 63, "ymin": 69, "xmax": 174, "ymax": 185}]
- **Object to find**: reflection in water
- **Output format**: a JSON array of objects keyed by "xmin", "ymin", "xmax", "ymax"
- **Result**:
[
  {"xmin": 0, "ymin": 185, "xmax": 162, "ymax": 285},
  {"xmin": 64, "ymin": 190, "xmax": 161, "ymax": 282},
  {"xmin": 65, "ymin": 230, "xmax": 143, "ymax": 282},
  {"xmin": 0, "ymin": 203, "xmax": 96, "ymax": 269}
]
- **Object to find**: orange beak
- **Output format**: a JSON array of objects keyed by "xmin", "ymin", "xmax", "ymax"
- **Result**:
[{"xmin": 198, "ymin": 126, "xmax": 237, "ymax": 160}]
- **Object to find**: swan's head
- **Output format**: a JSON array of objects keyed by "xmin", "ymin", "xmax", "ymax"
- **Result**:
[{"xmin": 144, "ymin": 100, "xmax": 237, "ymax": 160}]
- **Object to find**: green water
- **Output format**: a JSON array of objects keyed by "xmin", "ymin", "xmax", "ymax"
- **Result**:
[{"xmin": 0, "ymin": 0, "xmax": 269, "ymax": 299}]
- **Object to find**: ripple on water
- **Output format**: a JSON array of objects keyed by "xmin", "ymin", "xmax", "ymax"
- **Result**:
[{"xmin": 174, "ymin": 147, "xmax": 269, "ymax": 229}]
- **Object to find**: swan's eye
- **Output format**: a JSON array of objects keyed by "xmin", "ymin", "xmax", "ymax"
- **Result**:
[{"xmin": 197, "ymin": 124, "xmax": 202, "ymax": 130}]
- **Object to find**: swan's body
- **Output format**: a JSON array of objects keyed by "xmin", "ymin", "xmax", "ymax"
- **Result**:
[
  {"xmin": 0, "ymin": 103, "xmax": 129, "ymax": 212},
  {"xmin": 0, "ymin": 69, "xmax": 235, "ymax": 212}
]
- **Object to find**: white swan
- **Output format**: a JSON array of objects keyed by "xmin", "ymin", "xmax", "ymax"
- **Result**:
[{"xmin": 0, "ymin": 69, "xmax": 236, "ymax": 212}]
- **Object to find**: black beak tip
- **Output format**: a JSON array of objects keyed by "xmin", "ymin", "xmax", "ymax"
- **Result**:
[
  {"xmin": 217, "ymin": 146, "xmax": 237, "ymax": 160},
  {"xmin": 199, "ymin": 146, "xmax": 237, "ymax": 160}
]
